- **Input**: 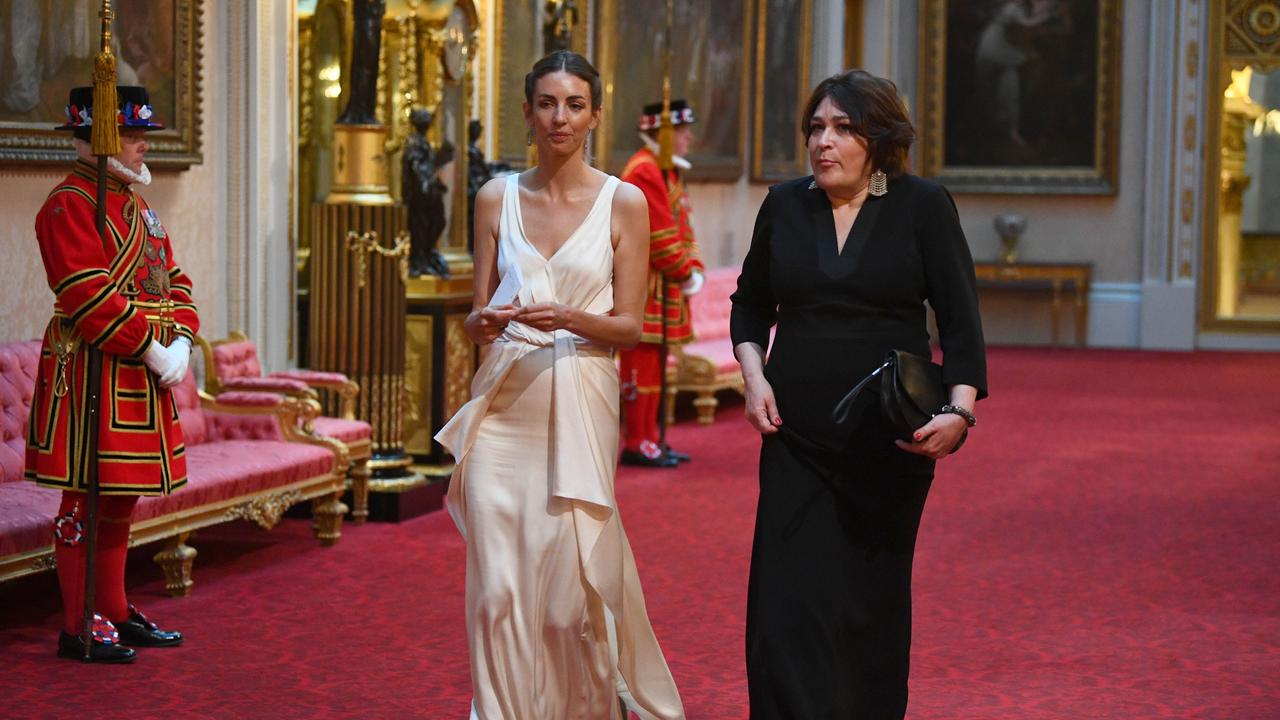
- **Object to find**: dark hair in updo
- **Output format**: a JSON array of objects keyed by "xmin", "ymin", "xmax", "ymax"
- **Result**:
[
  {"xmin": 524, "ymin": 50, "xmax": 602, "ymax": 111},
  {"xmin": 801, "ymin": 70, "xmax": 916, "ymax": 178}
]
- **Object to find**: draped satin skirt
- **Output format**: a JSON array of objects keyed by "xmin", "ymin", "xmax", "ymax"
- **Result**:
[{"xmin": 451, "ymin": 343, "xmax": 684, "ymax": 720}]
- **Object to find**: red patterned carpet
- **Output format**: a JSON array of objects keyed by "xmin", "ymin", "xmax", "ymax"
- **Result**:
[{"xmin": 2, "ymin": 347, "xmax": 1279, "ymax": 719}]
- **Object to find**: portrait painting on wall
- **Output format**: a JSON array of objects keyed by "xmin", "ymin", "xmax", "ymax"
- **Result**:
[
  {"xmin": 918, "ymin": 0, "xmax": 1121, "ymax": 194},
  {"xmin": 752, "ymin": 0, "xmax": 812, "ymax": 182},
  {"xmin": 0, "ymin": 0, "xmax": 203, "ymax": 168},
  {"xmin": 598, "ymin": 0, "xmax": 751, "ymax": 180},
  {"xmin": 494, "ymin": 0, "xmax": 539, "ymax": 168}
]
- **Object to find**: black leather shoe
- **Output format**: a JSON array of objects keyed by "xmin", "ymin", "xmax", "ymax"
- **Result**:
[
  {"xmin": 620, "ymin": 449, "xmax": 679, "ymax": 468},
  {"xmin": 660, "ymin": 444, "xmax": 691, "ymax": 463},
  {"xmin": 57, "ymin": 631, "xmax": 137, "ymax": 663},
  {"xmin": 116, "ymin": 606, "xmax": 183, "ymax": 648}
]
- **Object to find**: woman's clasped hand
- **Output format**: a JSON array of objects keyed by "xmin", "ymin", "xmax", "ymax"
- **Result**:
[{"xmin": 463, "ymin": 301, "xmax": 583, "ymax": 345}]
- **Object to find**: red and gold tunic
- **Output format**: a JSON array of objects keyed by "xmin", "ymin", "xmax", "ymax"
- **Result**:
[
  {"xmin": 620, "ymin": 148, "xmax": 705, "ymax": 345},
  {"xmin": 25, "ymin": 160, "xmax": 200, "ymax": 496}
]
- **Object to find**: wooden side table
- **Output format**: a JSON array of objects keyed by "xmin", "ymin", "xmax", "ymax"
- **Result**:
[{"xmin": 973, "ymin": 262, "xmax": 1093, "ymax": 346}]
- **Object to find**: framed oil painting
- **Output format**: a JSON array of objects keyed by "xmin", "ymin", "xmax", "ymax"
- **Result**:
[
  {"xmin": 752, "ymin": 0, "xmax": 813, "ymax": 182},
  {"xmin": 0, "ymin": 0, "xmax": 203, "ymax": 168},
  {"xmin": 918, "ymin": 0, "xmax": 1121, "ymax": 194},
  {"xmin": 493, "ymin": 0, "xmax": 540, "ymax": 169},
  {"xmin": 595, "ymin": 0, "xmax": 752, "ymax": 181}
]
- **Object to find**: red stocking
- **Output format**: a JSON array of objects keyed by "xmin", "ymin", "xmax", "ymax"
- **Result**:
[
  {"xmin": 54, "ymin": 493, "xmax": 87, "ymax": 635},
  {"xmin": 53, "ymin": 492, "xmax": 138, "ymax": 634},
  {"xmin": 96, "ymin": 495, "xmax": 138, "ymax": 623}
]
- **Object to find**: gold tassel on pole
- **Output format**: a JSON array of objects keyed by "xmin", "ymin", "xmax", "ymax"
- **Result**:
[
  {"xmin": 657, "ymin": 0, "xmax": 674, "ymax": 171},
  {"xmin": 91, "ymin": 0, "xmax": 121, "ymax": 156}
]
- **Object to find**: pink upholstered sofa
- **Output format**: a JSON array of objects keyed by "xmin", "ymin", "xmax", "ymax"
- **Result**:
[
  {"xmin": 667, "ymin": 266, "xmax": 750, "ymax": 424},
  {"xmin": 0, "ymin": 340, "xmax": 349, "ymax": 596},
  {"xmin": 197, "ymin": 332, "xmax": 373, "ymax": 523}
]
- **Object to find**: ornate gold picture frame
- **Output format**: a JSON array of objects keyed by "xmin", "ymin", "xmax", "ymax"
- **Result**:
[
  {"xmin": 752, "ymin": 0, "xmax": 813, "ymax": 182},
  {"xmin": 0, "ymin": 0, "xmax": 204, "ymax": 168},
  {"xmin": 595, "ymin": 0, "xmax": 753, "ymax": 180},
  {"xmin": 918, "ymin": 0, "xmax": 1121, "ymax": 194}
]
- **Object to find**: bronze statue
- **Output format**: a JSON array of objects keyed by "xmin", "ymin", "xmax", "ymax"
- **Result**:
[
  {"xmin": 337, "ymin": 0, "xmax": 387, "ymax": 125},
  {"xmin": 403, "ymin": 108, "xmax": 454, "ymax": 278},
  {"xmin": 542, "ymin": 0, "xmax": 578, "ymax": 54},
  {"xmin": 465, "ymin": 120, "xmax": 512, "ymax": 254}
]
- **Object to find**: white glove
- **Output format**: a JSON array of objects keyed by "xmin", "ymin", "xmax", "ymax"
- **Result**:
[
  {"xmin": 681, "ymin": 269, "xmax": 705, "ymax": 297},
  {"xmin": 166, "ymin": 336, "xmax": 192, "ymax": 387},
  {"xmin": 142, "ymin": 338, "xmax": 190, "ymax": 388}
]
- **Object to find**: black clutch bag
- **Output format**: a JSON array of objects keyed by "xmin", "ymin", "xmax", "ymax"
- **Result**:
[{"xmin": 831, "ymin": 350, "xmax": 946, "ymax": 439}]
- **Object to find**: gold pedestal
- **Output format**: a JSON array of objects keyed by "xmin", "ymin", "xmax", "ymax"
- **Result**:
[
  {"xmin": 404, "ymin": 274, "xmax": 475, "ymax": 470},
  {"xmin": 310, "ymin": 126, "xmax": 425, "ymax": 520},
  {"xmin": 326, "ymin": 124, "xmax": 394, "ymax": 205}
]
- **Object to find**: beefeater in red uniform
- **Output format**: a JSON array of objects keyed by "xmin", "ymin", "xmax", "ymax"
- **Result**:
[
  {"xmin": 618, "ymin": 100, "xmax": 704, "ymax": 467},
  {"xmin": 29, "ymin": 85, "xmax": 194, "ymax": 663}
]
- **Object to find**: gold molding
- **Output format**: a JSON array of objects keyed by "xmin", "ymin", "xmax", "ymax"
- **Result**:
[
  {"xmin": 226, "ymin": 490, "xmax": 304, "ymax": 530},
  {"xmin": 404, "ymin": 314, "xmax": 436, "ymax": 454},
  {"xmin": 444, "ymin": 313, "xmax": 473, "ymax": 419},
  {"xmin": 917, "ymin": 0, "xmax": 1123, "ymax": 194},
  {"xmin": 752, "ymin": 0, "xmax": 813, "ymax": 182}
]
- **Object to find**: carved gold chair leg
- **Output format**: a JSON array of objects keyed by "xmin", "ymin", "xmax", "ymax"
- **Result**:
[
  {"xmin": 312, "ymin": 490, "xmax": 348, "ymax": 546},
  {"xmin": 153, "ymin": 532, "xmax": 197, "ymax": 598},
  {"xmin": 350, "ymin": 458, "xmax": 371, "ymax": 525},
  {"xmin": 664, "ymin": 387, "xmax": 678, "ymax": 426},
  {"xmin": 694, "ymin": 390, "xmax": 718, "ymax": 425}
]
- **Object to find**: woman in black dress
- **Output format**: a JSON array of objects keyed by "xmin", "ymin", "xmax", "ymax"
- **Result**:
[{"xmin": 731, "ymin": 70, "xmax": 987, "ymax": 718}]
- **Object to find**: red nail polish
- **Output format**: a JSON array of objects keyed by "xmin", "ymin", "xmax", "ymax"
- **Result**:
[{"xmin": 914, "ymin": 432, "xmax": 922, "ymax": 441}]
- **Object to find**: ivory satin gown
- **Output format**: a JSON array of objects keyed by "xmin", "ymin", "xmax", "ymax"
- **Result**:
[{"xmin": 436, "ymin": 174, "xmax": 685, "ymax": 720}]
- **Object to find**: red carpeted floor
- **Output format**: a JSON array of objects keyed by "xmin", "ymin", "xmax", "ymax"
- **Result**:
[{"xmin": 2, "ymin": 347, "xmax": 1278, "ymax": 719}]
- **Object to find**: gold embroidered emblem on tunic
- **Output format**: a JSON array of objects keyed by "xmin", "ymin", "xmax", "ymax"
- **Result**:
[{"xmin": 139, "ymin": 240, "xmax": 170, "ymax": 296}]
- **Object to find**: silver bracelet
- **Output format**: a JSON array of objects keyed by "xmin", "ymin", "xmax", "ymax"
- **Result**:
[{"xmin": 937, "ymin": 404, "xmax": 977, "ymax": 427}]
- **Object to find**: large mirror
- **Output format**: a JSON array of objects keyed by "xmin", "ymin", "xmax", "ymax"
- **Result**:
[
  {"xmin": 1221, "ymin": 66, "xmax": 1280, "ymax": 319},
  {"xmin": 436, "ymin": 3, "xmax": 472, "ymax": 256},
  {"xmin": 1203, "ymin": 0, "xmax": 1280, "ymax": 333}
]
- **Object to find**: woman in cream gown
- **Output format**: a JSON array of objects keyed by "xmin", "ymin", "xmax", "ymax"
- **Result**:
[{"xmin": 435, "ymin": 51, "xmax": 685, "ymax": 720}]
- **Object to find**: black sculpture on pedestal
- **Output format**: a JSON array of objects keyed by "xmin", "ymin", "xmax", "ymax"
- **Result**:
[
  {"xmin": 542, "ymin": 0, "xmax": 579, "ymax": 54},
  {"xmin": 466, "ymin": 120, "xmax": 512, "ymax": 254},
  {"xmin": 337, "ymin": 0, "xmax": 387, "ymax": 125},
  {"xmin": 404, "ymin": 108, "xmax": 455, "ymax": 278}
]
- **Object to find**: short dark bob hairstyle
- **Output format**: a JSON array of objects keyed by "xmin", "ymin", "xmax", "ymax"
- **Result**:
[
  {"xmin": 801, "ymin": 69, "xmax": 916, "ymax": 178},
  {"xmin": 524, "ymin": 50, "xmax": 602, "ymax": 112}
]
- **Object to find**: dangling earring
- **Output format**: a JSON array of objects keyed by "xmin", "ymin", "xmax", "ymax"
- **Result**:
[
  {"xmin": 526, "ymin": 128, "xmax": 534, "ymax": 146},
  {"xmin": 868, "ymin": 169, "xmax": 889, "ymax": 197}
]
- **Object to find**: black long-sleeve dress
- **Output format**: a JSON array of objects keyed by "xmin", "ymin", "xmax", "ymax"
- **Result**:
[{"xmin": 730, "ymin": 174, "xmax": 987, "ymax": 719}]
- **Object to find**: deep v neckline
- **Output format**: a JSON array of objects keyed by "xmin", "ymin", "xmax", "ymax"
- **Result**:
[
  {"xmin": 512, "ymin": 174, "xmax": 614, "ymax": 263},
  {"xmin": 812, "ymin": 186, "xmax": 883, "ymax": 280}
]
